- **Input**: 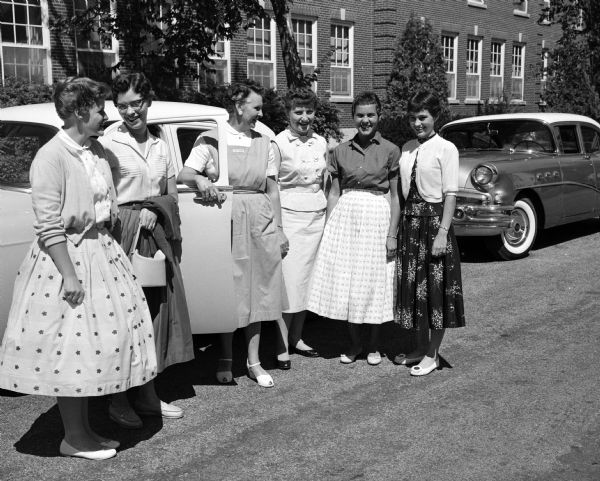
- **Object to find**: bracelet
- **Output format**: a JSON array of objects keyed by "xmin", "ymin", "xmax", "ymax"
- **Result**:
[{"xmin": 387, "ymin": 234, "xmax": 397, "ymax": 239}]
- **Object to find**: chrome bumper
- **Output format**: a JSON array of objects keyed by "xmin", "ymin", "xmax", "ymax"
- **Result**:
[{"xmin": 453, "ymin": 203, "xmax": 514, "ymax": 237}]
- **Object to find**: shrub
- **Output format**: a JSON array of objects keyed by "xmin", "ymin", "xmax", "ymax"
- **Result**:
[{"xmin": 0, "ymin": 78, "xmax": 53, "ymax": 108}]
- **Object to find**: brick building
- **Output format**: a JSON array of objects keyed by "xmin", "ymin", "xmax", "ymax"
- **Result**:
[{"xmin": 1, "ymin": 0, "xmax": 559, "ymax": 127}]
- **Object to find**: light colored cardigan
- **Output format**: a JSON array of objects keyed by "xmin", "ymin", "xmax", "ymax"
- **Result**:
[
  {"xmin": 399, "ymin": 134, "xmax": 459, "ymax": 203},
  {"xmin": 30, "ymin": 132, "xmax": 118, "ymax": 247}
]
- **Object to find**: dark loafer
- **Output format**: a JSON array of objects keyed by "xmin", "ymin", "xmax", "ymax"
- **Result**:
[
  {"xmin": 277, "ymin": 359, "xmax": 291, "ymax": 370},
  {"xmin": 291, "ymin": 346, "xmax": 319, "ymax": 358},
  {"xmin": 109, "ymin": 402, "xmax": 143, "ymax": 429}
]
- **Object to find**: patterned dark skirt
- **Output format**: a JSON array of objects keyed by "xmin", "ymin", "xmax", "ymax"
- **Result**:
[{"xmin": 394, "ymin": 202, "xmax": 466, "ymax": 331}]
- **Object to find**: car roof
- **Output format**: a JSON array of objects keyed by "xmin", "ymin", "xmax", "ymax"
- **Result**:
[
  {"xmin": 0, "ymin": 101, "xmax": 230, "ymax": 128},
  {"xmin": 444, "ymin": 112, "xmax": 600, "ymax": 129}
]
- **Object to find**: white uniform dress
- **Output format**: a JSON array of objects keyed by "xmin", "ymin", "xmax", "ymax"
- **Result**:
[{"xmin": 273, "ymin": 129, "xmax": 328, "ymax": 313}]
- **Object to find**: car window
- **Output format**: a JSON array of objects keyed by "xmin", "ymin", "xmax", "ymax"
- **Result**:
[
  {"xmin": 580, "ymin": 125, "xmax": 600, "ymax": 154},
  {"xmin": 0, "ymin": 122, "xmax": 56, "ymax": 186},
  {"xmin": 442, "ymin": 120, "xmax": 554, "ymax": 153},
  {"xmin": 176, "ymin": 126, "xmax": 218, "ymax": 166},
  {"xmin": 556, "ymin": 125, "xmax": 581, "ymax": 154}
]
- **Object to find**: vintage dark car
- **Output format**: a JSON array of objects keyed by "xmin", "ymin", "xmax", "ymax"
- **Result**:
[{"xmin": 440, "ymin": 113, "xmax": 600, "ymax": 259}]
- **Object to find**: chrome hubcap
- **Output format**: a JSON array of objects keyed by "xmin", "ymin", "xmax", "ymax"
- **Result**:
[{"xmin": 504, "ymin": 208, "xmax": 529, "ymax": 246}]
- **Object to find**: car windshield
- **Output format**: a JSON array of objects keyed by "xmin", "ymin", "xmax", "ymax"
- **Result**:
[
  {"xmin": 0, "ymin": 122, "xmax": 56, "ymax": 187},
  {"xmin": 442, "ymin": 120, "xmax": 556, "ymax": 153}
]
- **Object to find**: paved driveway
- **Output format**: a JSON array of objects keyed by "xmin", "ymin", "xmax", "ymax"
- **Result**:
[{"xmin": 1, "ymin": 221, "xmax": 599, "ymax": 481}]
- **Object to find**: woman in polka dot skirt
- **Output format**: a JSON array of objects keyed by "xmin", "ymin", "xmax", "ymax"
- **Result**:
[{"xmin": 0, "ymin": 78, "xmax": 157, "ymax": 460}]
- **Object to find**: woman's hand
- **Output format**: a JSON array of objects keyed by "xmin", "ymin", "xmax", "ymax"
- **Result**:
[
  {"xmin": 386, "ymin": 236, "xmax": 397, "ymax": 258},
  {"xmin": 139, "ymin": 208, "xmax": 158, "ymax": 231},
  {"xmin": 279, "ymin": 228, "xmax": 289, "ymax": 258},
  {"xmin": 195, "ymin": 175, "xmax": 221, "ymax": 203},
  {"xmin": 62, "ymin": 274, "xmax": 84, "ymax": 306},
  {"xmin": 432, "ymin": 232, "xmax": 448, "ymax": 257}
]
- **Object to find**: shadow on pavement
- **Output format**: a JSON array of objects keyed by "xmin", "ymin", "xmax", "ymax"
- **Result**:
[{"xmin": 13, "ymin": 396, "xmax": 162, "ymax": 457}]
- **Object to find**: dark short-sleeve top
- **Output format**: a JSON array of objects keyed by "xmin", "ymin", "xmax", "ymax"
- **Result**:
[{"xmin": 328, "ymin": 132, "xmax": 400, "ymax": 193}]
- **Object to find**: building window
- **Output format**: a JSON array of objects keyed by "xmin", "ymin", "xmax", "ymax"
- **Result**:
[
  {"xmin": 73, "ymin": 0, "xmax": 117, "ymax": 82},
  {"xmin": 247, "ymin": 17, "xmax": 276, "ymax": 89},
  {"xmin": 0, "ymin": 0, "xmax": 49, "ymax": 83},
  {"xmin": 540, "ymin": 0, "xmax": 552, "ymax": 25},
  {"xmin": 466, "ymin": 38, "xmax": 482, "ymax": 101},
  {"xmin": 330, "ymin": 24, "xmax": 352, "ymax": 99},
  {"xmin": 200, "ymin": 38, "xmax": 230, "ymax": 87},
  {"xmin": 489, "ymin": 41, "xmax": 504, "ymax": 101},
  {"xmin": 513, "ymin": 0, "xmax": 528, "ymax": 16},
  {"xmin": 511, "ymin": 44, "xmax": 525, "ymax": 101},
  {"xmin": 540, "ymin": 49, "xmax": 549, "ymax": 96},
  {"xmin": 292, "ymin": 18, "xmax": 316, "ymax": 81},
  {"xmin": 441, "ymin": 34, "xmax": 457, "ymax": 100}
]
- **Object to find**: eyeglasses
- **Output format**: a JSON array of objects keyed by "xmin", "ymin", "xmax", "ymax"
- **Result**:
[{"xmin": 116, "ymin": 98, "xmax": 146, "ymax": 112}]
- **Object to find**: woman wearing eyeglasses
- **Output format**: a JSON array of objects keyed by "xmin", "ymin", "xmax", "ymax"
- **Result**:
[{"xmin": 100, "ymin": 73, "xmax": 193, "ymax": 428}]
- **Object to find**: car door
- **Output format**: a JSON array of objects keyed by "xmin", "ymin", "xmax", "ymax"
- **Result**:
[
  {"xmin": 580, "ymin": 123, "xmax": 600, "ymax": 216},
  {"xmin": 0, "ymin": 122, "xmax": 56, "ymax": 338},
  {"xmin": 555, "ymin": 124, "xmax": 597, "ymax": 219},
  {"xmin": 161, "ymin": 120, "xmax": 237, "ymax": 335}
]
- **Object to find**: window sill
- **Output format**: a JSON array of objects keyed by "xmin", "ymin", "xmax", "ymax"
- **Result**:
[
  {"xmin": 448, "ymin": 98, "xmax": 460, "ymax": 104},
  {"xmin": 467, "ymin": 0, "xmax": 487, "ymax": 9},
  {"xmin": 464, "ymin": 99, "xmax": 483, "ymax": 105},
  {"xmin": 510, "ymin": 100, "xmax": 526, "ymax": 105},
  {"xmin": 513, "ymin": 10, "xmax": 530, "ymax": 18},
  {"xmin": 330, "ymin": 96, "xmax": 353, "ymax": 103}
]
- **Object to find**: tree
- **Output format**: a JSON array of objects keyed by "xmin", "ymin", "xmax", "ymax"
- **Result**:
[
  {"xmin": 52, "ymin": 0, "xmax": 266, "ymax": 87},
  {"xmin": 380, "ymin": 14, "xmax": 449, "ymax": 147},
  {"xmin": 542, "ymin": 1, "xmax": 600, "ymax": 118}
]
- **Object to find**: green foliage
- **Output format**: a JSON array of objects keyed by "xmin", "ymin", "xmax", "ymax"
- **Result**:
[
  {"xmin": 380, "ymin": 14, "xmax": 450, "ymax": 147},
  {"xmin": 158, "ymin": 83, "xmax": 342, "ymax": 141},
  {"xmin": 543, "ymin": 0, "xmax": 600, "ymax": 119},
  {"xmin": 0, "ymin": 78, "xmax": 53, "ymax": 107},
  {"xmin": 477, "ymin": 91, "xmax": 521, "ymax": 116}
]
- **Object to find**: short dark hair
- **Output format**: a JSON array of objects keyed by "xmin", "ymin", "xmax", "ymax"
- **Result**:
[
  {"xmin": 408, "ymin": 91, "xmax": 442, "ymax": 118},
  {"xmin": 352, "ymin": 91, "xmax": 381, "ymax": 116},
  {"xmin": 224, "ymin": 80, "xmax": 264, "ymax": 114},
  {"xmin": 53, "ymin": 77, "xmax": 108, "ymax": 120},
  {"xmin": 283, "ymin": 88, "xmax": 318, "ymax": 111},
  {"xmin": 111, "ymin": 72, "xmax": 154, "ymax": 104}
]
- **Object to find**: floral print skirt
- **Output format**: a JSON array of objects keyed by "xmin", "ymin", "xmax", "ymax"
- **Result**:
[
  {"xmin": 395, "ymin": 208, "xmax": 465, "ymax": 331},
  {"xmin": 0, "ymin": 226, "xmax": 157, "ymax": 397}
]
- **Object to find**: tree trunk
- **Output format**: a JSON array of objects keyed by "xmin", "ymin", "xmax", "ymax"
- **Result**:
[{"xmin": 271, "ymin": 0, "xmax": 308, "ymax": 88}]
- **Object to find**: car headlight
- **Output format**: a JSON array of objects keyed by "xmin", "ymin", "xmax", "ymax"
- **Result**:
[{"xmin": 471, "ymin": 165, "xmax": 498, "ymax": 187}]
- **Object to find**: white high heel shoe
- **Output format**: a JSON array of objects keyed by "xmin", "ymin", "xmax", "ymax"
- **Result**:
[{"xmin": 246, "ymin": 361, "xmax": 274, "ymax": 388}]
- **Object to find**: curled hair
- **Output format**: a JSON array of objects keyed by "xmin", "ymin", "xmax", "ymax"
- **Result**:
[
  {"xmin": 53, "ymin": 77, "xmax": 108, "ymax": 120},
  {"xmin": 284, "ymin": 88, "xmax": 318, "ymax": 111},
  {"xmin": 352, "ymin": 91, "xmax": 381, "ymax": 116},
  {"xmin": 223, "ymin": 80, "xmax": 264, "ymax": 114},
  {"xmin": 408, "ymin": 91, "xmax": 442, "ymax": 118},
  {"xmin": 111, "ymin": 72, "xmax": 154, "ymax": 104}
]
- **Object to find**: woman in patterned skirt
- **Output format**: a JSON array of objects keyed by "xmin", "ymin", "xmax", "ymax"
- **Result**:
[
  {"xmin": 394, "ymin": 91, "xmax": 465, "ymax": 376},
  {"xmin": 0, "ymin": 78, "xmax": 157, "ymax": 459},
  {"xmin": 307, "ymin": 92, "xmax": 400, "ymax": 365}
]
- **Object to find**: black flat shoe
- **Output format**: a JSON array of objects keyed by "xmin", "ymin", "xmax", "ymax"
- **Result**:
[
  {"xmin": 277, "ymin": 359, "xmax": 291, "ymax": 370},
  {"xmin": 291, "ymin": 346, "xmax": 319, "ymax": 358}
]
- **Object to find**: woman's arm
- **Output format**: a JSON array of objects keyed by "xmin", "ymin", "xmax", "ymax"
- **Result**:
[
  {"xmin": 266, "ymin": 176, "xmax": 289, "ymax": 257},
  {"xmin": 431, "ymin": 194, "xmax": 456, "ymax": 257},
  {"xmin": 386, "ymin": 178, "xmax": 400, "ymax": 257},
  {"xmin": 48, "ymin": 241, "xmax": 84, "ymax": 306},
  {"xmin": 326, "ymin": 177, "xmax": 340, "ymax": 222},
  {"xmin": 177, "ymin": 165, "xmax": 220, "ymax": 202}
]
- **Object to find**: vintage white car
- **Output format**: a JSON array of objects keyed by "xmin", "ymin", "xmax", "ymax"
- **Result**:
[
  {"xmin": 441, "ymin": 113, "xmax": 600, "ymax": 259},
  {"xmin": 0, "ymin": 101, "xmax": 272, "ymax": 338}
]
